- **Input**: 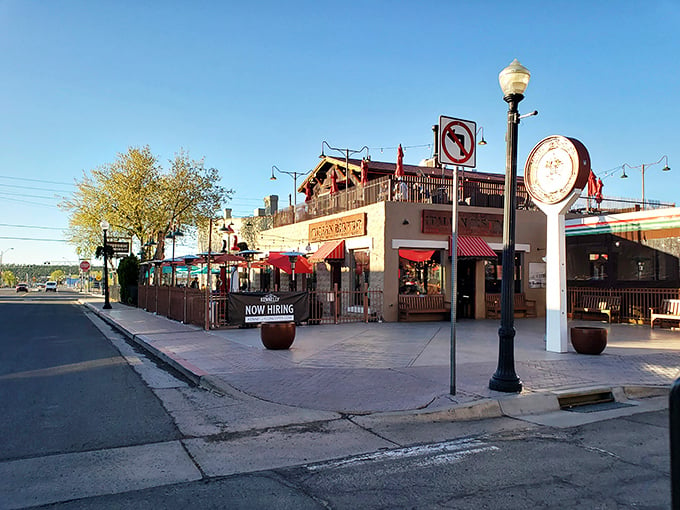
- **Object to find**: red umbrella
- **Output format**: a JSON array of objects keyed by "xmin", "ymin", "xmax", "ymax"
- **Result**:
[
  {"xmin": 394, "ymin": 144, "xmax": 405, "ymax": 178},
  {"xmin": 304, "ymin": 181, "xmax": 313, "ymax": 202},
  {"xmin": 330, "ymin": 169, "xmax": 339, "ymax": 194},
  {"xmin": 587, "ymin": 170, "xmax": 597, "ymax": 196},
  {"xmin": 360, "ymin": 158, "xmax": 369, "ymax": 185},
  {"xmin": 595, "ymin": 178, "xmax": 604, "ymax": 204},
  {"xmin": 266, "ymin": 252, "xmax": 313, "ymax": 274}
]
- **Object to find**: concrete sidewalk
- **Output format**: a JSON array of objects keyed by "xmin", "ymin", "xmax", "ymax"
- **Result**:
[{"xmin": 82, "ymin": 298, "xmax": 680, "ymax": 418}]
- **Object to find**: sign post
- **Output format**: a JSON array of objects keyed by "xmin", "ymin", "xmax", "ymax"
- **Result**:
[{"xmin": 438, "ymin": 115, "xmax": 479, "ymax": 395}]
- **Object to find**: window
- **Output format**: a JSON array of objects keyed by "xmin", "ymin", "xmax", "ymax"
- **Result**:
[
  {"xmin": 484, "ymin": 251, "xmax": 523, "ymax": 293},
  {"xmin": 399, "ymin": 250, "xmax": 442, "ymax": 295}
]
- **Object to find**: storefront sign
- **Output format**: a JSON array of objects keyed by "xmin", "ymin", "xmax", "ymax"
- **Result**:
[
  {"xmin": 309, "ymin": 213, "xmax": 366, "ymax": 242},
  {"xmin": 228, "ymin": 291, "xmax": 310, "ymax": 325},
  {"xmin": 421, "ymin": 210, "xmax": 503, "ymax": 236}
]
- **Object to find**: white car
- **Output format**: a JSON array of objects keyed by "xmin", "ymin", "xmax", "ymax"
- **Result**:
[{"xmin": 45, "ymin": 281, "xmax": 58, "ymax": 292}]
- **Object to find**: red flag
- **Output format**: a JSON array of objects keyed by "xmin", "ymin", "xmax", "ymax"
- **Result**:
[
  {"xmin": 304, "ymin": 181, "xmax": 313, "ymax": 202},
  {"xmin": 595, "ymin": 178, "xmax": 603, "ymax": 204},
  {"xmin": 360, "ymin": 159, "xmax": 369, "ymax": 185},
  {"xmin": 587, "ymin": 170, "xmax": 597, "ymax": 196},
  {"xmin": 394, "ymin": 144, "xmax": 405, "ymax": 178},
  {"xmin": 330, "ymin": 169, "xmax": 339, "ymax": 195}
]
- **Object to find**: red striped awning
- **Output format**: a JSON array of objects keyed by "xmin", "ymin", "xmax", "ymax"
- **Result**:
[
  {"xmin": 309, "ymin": 239, "xmax": 345, "ymax": 263},
  {"xmin": 451, "ymin": 236, "xmax": 497, "ymax": 258}
]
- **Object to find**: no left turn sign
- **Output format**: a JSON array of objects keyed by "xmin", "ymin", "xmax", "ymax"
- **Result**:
[{"xmin": 439, "ymin": 116, "xmax": 477, "ymax": 168}]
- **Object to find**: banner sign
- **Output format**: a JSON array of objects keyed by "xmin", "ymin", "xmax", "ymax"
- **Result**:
[{"xmin": 228, "ymin": 291, "xmax": 310, "ymax": 325}]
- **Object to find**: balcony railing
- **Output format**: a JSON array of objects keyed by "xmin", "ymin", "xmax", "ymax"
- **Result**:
[{"xmin": 272, "ymin": 174, "xmax": 676, "ymax": 228}]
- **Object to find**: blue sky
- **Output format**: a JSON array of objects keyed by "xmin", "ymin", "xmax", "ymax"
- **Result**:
[{"xmin": 1, "ymin": 1, "xmax": 679, "ymax": 264}]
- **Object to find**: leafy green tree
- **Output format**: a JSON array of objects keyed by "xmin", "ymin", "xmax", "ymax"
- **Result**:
[
  {"xmin": 1, "ymin": 270, "xmax": 16, "ymax": 287},
  {"xmin": 61, "ymin": 146, "xmax": 233, "ymax": 261},
  {"xmin": 50, "ymin": 269, "xmax": 66, "ymax": 283}
]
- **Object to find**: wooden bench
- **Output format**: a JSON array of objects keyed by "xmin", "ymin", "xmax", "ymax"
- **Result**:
[
  {"xmin": 398, "ymin": 294, "xmax": 449, "ymax": 321},
  {"xmin": 485, "ymin": 293, "xmax": 537, "ymax": 319},
  {"xmin": 573, "ymin": 295, "xmax": 620, "ymax": 323},
  {"xmin": 650, "ymin": 299, "xmax": 680, "ymax": 329}
]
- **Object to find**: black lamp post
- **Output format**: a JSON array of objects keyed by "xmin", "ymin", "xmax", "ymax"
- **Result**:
[
  {"xmin": 271, "ymin": 165, "xmax": 308, "ymax": 222},
  {"xmin": 489, "ymin": 59, "xmax": 531, "ymax": 393},
  {"xmin": 166, "ymin": 226, "xmax": 184, "ymax": 286},
  {"xmin": 100, "ymin": 220, "xmax": 112, "ymax": 309}
]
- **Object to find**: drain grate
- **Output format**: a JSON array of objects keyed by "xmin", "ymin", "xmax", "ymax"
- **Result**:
[{"xmin": 564, "ymin": 401, "xmax": 635, "ymax": 413}]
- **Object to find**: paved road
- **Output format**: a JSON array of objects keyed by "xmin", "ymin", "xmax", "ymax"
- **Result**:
[
  {"xmin": 0, "ymin": 291, "xmax": 674, "ymax": 508},
  {"xmin": 0, "ymin": 290, "xmax": 180, "ymax": 461},
  {"xmin": 20, "ymin": 409, "xmax": 671, "ymax": 509}
]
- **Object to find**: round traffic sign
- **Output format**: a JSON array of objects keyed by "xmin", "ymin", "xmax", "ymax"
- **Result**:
[{"xmin": 80, "ymin": 260, "xmax": 91, "ymax": 271}]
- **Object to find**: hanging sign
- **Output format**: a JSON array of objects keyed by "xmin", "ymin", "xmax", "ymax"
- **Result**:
[{"xmin": 228, "ymin": 291, "xmax": 310, "ymax": 325}]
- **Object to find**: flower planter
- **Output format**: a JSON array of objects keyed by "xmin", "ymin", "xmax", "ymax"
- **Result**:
[
  {"xmin": 570, "ymin": 326, "xmax": 607, "ymax": 355},
  {"xmin": 260, "ymin": 321, "xmax": 296, "ymax": 350}
]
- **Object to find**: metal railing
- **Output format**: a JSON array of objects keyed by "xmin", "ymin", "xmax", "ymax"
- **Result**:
[
  {"xmin": 137, "ymin": 284, "xmax": 384, "ymax": 328},
  {"xmin": 272, "ymin": 173, "xmax": 676, "ymax": 229},
  {"xmin": 567, "ymin": 286, "xmax": 680, "ymax": 323},
  {"xmin": 272, "ymin": 174, "xmax": 535, "ymax": 227},
  {"xmin": 308, "ymin": 285, "xmax": 383, "ymax": 324}
]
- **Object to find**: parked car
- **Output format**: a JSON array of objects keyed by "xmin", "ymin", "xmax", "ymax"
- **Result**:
[
  {"xmin": 16, "ymin": 283, "xmax": 29, "ymax": 292},
  {"xmin": 45, "ymin": 281, "xmax": 58, "ymax": 292},
  {"xmin": 37, "ymin": 283, "xmax": 46, "ymax": 290}
]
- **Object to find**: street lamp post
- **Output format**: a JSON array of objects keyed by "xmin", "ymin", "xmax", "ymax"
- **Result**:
[
  {"xmin": 489, "ymin": 59, "xmax": 531, "ymax": 393},
  {"xmin": 100, "ymin": 220, "xmax": 112, "ymax": 309},
  {"xmin": 621, "ymin": 156, "xmax": 671, "ymax": 210},
  {"xmin": 166, "ymin": 226, "xmax": 184, "ymax": 286},
  {"xmin": 320, "ymin": 142, "xmax": 369, "ymax": 209},
  {"xmin": 270, "ymin": 165, "xmax": 308, "ymax": 222}
]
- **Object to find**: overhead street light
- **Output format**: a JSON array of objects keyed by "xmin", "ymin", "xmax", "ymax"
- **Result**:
[{"xmin": 620, "ymin": 155, "xmax": 671, "ymax": 210}]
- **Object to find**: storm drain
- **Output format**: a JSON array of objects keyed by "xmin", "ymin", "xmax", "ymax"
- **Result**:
[{"xmin": 558, "ymin": 390, "xmax": 635, "ymax": 413}]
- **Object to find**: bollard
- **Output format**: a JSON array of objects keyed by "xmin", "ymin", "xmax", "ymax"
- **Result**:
[{"xmin": 671, "ymin": 377, "xmax": 680, "ymax": 509}]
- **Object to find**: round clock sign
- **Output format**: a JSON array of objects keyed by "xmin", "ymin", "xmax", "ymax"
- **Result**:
[{"xmin": 524, "ymin": 135, "xmax": 591, "ymax": 205}]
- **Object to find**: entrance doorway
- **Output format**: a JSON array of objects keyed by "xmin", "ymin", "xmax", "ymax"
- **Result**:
[{"xmin": 457, "ymin": 259, "xmax": 476, "ymax": 319}]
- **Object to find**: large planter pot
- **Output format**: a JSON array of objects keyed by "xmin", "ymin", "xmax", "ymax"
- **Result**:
[
  {"xmin": 260, "ymin": 322, "xmax": 296, "ymax": 350},
  {"xmin": 570, "ymin": 326, "xmax": 607, "ymax": 355}
]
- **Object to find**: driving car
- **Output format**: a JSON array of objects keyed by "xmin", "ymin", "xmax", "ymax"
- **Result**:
[
  {"xmin": 45, "ymin": 281, "xmax": 58, "ymax": 292},
  {"xmin": 16, "ymin": 283, "xmax": 28, "ymax": 292}
]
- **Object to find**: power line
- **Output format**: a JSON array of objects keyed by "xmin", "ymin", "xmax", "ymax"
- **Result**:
[
  {"xmin": 0, "ymin": 223, "xmax": 66, "ymax": 230},
  {"xmin": 0, "ymin": 175, "xmax": 74, "ymax": 187},
  {"xmin": 0, "ymin": 236, "xmax": 68, "ymax": 242}
]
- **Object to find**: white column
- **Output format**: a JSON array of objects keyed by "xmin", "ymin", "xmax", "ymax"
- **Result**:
[{"xmin": 537, "ymin": 190, "xmax": 580, "ymax": 353}]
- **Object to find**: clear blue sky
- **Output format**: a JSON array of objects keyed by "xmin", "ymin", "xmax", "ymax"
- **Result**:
[{"xmin": 1, "ymin": 1, "xmax": 678, "ymax": 265}]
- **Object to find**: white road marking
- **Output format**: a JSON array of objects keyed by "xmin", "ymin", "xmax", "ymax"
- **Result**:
[{"xmin": 305, "ymin": 438, "xmax": 498, "ymax": 472}]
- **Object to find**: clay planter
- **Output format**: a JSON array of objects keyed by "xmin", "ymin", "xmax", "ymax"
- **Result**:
[
  {"xmin": 570, "ymin": 326, "xmax": 607, "ymax": 355},
  {"xmin": 260, "ymin": 322, "xmax": 296, "ymax": 350}
]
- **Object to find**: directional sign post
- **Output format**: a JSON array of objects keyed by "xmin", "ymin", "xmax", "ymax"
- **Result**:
[{"xmin": 439, "ymin": 116, "xmax": 477, "ymax": 168}]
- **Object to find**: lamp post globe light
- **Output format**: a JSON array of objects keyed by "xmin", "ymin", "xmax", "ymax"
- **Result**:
[
  {"xmin": 489, "ymin": 59, "xmax": 530, "ymax": 393},
  {"xmin": 100, "ymin": 220, "xmax": 112, "ymax": 310}
]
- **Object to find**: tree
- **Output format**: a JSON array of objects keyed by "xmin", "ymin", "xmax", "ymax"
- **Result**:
[
  {"xmin": 61, "ymin": 146, "xmax": 233, "ymax": 261},
  {"xmin": 50, "ymin": 269, "xmax": 66, "ymax": 283},
  {"xmin": 1, "ymin": 270, "xmax": 16, "ymax": 287},
  {"xmin": 117, "ymin": 255, "xmax": 140, "ymax": 305}
]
